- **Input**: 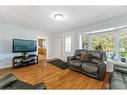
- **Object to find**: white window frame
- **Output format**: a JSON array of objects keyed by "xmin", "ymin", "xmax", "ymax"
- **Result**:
[
  {"xmin": 81, "ymin": 34, "xmax": 92, "ymax": 50},
  {"xmin": 81, "ymin": 30, "xmax": 122, "ymax": 58},
  {"xmin": 63, "ymin": 34, "xmax": 73, "ymax": 53}
]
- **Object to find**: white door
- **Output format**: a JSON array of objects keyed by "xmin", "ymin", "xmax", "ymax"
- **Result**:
[{"xmin": 55, "ymin": 37, "xmax": 62, "ymax": 58}]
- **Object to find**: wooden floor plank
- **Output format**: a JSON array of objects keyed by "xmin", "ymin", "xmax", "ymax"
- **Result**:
[{"xmin": 0, "ymin": 61, "xmax": 109, "ymax": 89}]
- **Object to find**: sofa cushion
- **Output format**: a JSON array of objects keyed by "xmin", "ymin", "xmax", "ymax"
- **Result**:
[
  {"xmin": 80, "ymin": 53, "xmax": 92, "ymax": 62},
  {"xmin": 82, "ymin": 63, "xmax": 98, "ymax": 75},
  {"xmin": 111, "ymin": 71, "xmax": 124, "ymax": 81},
  {"xmin": 110, "ymin": 71, "xmax": 127, "ymax": 89},
  {"xmin": 70, "ymin": 60, "xmax": 81, "ymax": 67},
  {"xmin": 69, "ymin": 60, "xmax": 82, "ymax": 71},
  {"xmin": 110, "ymin": 79, "xmax": 126, "ymax": 89}
]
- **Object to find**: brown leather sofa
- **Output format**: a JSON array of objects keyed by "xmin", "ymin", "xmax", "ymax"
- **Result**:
[{"xmin": 67, "ymin": 49, "xmax": 107, "ymax": 80}]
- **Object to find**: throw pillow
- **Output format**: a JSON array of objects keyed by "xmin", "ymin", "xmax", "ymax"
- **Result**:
[{"xmin": 80, "ymin": 53, "xmax": 92, "ymax": 62}]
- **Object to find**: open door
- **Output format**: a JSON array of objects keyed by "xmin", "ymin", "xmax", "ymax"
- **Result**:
[{"xmin": 38, "ymin": 38, "xmax": 46, "ymax": 61}]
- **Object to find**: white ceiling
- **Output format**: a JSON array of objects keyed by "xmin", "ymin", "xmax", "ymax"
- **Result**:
[{"xmin": 0, "ymin": 6, "xmax": 127, "ymax": 33}]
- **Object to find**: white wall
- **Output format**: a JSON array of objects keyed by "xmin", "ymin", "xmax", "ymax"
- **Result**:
[{"xmin": 0, "ymin": 23, "xmax": 54, "ymax": 69}]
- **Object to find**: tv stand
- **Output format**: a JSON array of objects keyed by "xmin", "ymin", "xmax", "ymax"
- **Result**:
[{"xmin": 12, "ymin": 55, "xmax": 38, "ymax": 68}]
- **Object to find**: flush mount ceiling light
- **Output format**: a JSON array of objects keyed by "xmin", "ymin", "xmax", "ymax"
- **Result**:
[{"xmin": 54, "ymin": 14, "xmax": 64, "ymax": 21}]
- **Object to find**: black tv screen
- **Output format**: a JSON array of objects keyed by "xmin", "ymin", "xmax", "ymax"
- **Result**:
[{"xmin": 13, "ymin": 39, "xmax": 37, "ymax": 53}]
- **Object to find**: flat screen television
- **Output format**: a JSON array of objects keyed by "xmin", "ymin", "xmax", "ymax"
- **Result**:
[{"xmin": 13, "ymin": 39, "xmax": 37, "ymax": 53}]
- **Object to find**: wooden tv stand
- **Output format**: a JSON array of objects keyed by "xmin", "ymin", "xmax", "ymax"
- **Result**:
[{"xmin": 12, "ymin": 55, "xmax": 38, "ymax": 68}]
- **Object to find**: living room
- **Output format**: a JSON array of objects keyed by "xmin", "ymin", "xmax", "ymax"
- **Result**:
[{"xmin": 1, "ymin": 1, "xmax": 127, "ymax": 94}]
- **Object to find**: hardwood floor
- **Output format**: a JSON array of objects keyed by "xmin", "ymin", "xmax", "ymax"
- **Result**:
[{"xmin": 0, "ymin": 61, "xmax": 110, "ymax": 89}]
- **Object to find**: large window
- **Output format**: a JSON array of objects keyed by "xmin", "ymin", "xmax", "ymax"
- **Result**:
[
  {"xmin": 92, "ymin": 32, "xmax": 115, "ymax": 52},
  {"xmin": 82, "ymin": 32, "xmax": 115, "ymax": 59},
  {"xmin": 81, "ymin": 28, "xmax": 127, "ymax": 60},
  {"xmin": 65, "ymin": 35, "xmax": 72, "ymax": 52}
]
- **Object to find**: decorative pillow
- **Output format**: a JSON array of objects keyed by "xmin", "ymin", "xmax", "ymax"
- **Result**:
[{"xmin": 80, "ymin": 53, "xmax": 92, "ymax": 62}]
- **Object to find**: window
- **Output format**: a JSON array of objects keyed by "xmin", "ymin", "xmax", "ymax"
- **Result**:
[
  {"xmin": 82, "ymin": 35, "xmax": 89, "ymax": 49},
  {"xmin": 81, "ymin": 27, "xmax": 127, "ymax": 60},
  {"xmin": 119, "ymin": 32, "xmax": 127, "ymax": 58},
  {"xmin": 65, "ymin": 35, "xmax": 72, "ymax": 52},
  {"xmin": 81, "ymin": 32, "xmax": 115, "ymax": 59}
]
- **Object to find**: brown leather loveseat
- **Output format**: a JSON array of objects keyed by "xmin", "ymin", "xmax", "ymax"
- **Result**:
[{"xmin": 67, "ymin": 49, "xmax": 107, "ymax": 80}]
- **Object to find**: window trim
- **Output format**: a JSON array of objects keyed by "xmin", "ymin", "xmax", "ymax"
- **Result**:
[{"xmin": 63, "ymin": 34, "xmax": 73, "ymax": 53}]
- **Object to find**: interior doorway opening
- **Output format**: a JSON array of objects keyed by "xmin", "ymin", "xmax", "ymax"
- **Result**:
[{"xmin": 38, "ymin": 38, "xmax": 47, "ymax": 61}]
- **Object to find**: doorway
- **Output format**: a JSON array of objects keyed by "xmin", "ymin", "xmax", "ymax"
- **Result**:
[{"xmin": 38, "ymin": 38, "xmax": 47, "ymax": 61}]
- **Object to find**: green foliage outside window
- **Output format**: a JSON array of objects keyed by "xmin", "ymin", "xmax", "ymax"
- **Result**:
[
  {"xmin": 119, "ymin": 52, "xmax": 127, "ymax": 58},
  {"xmin": 82, "ymin": 32, "xmax": 115, "ymax": 52},
  {"xmin": 82, "ymin": 35, "xmax": 89, "ymax": 49},
  {"xmin": 119, "ymin": 32, "xmax": 127, "ymax": 58},
  {"xmin": 92, "ymin": 32, "xmax": 114, "ymax": 52},
  {"xmin": 120, "ymin": 32, "xmax": 127, "ymax": 52}
]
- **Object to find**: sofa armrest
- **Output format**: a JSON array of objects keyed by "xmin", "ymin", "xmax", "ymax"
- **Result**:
[
  {"xmin": 33, "ymin": 82, "xmax": 47, "ymax": 89},
  {"xmin": 0, "ymin": 73, "xmax": 17, "ymax": 89},
  {"xmin": 97, "ymin": 62, "xmax": 106, "ymax": 80},
  {"xmin": 114, "ymin": 64, "xmax": 127, "ymax": 69},
  {"xmin": 114, "ymin": 64, "xmax": 127, "ymax": 73},
  {"xmin": 67, "ymin": 56, "xmax": 76, "ymax": 63},
  {"xmin": 115, "ymin": 68, "xmax": 127, "ymax": 73},
  {"xmin": 97, "ymin": 61, "xmax": 106, "ymax": 67}
]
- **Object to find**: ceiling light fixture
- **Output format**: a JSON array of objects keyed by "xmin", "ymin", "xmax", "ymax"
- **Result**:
[{"xmin": 54, "ymin": 14, "xmax": 64, "ymax": 21}]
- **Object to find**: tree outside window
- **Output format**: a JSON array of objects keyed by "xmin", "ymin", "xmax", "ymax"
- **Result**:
[
  {"xmin": 82, "ymin": 35, "xmax": 89, "ymax": 49},
  {"xmin": 92, "ymin": 32, "xmax": 115, "ymax": 52}
]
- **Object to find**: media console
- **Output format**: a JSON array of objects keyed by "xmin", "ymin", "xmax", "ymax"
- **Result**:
[{"xmin": 12, "ymin": 55, "xmax": 38, "ymax": 68}]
